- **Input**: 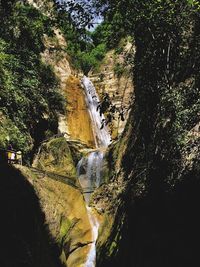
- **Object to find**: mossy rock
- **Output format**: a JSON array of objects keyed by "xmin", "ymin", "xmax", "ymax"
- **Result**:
[
  {"xmin": 18, "ymin": 165, "xmax": 93, "ymax": 267},
  {"xmin": 33, "ymin": 137, "xmax": 77, "ymax": 178}
]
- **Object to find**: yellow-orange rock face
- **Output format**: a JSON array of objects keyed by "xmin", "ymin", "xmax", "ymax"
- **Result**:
[{"xmin": 64, "ymin": 75, "xmax": 95, "ymax": 148}]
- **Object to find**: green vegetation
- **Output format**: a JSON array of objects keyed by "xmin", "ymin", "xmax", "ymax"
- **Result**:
[
  {"xmin": 91, "ymin": 1, "xmax": 200, "ymax": 266},
  {"xmin": 113, "ymin": 62, "xmax": 124, "ymax": 78},
  {"xmin": 34, "ymin": 137, "xmax": 77, "ymax": 179},
  {"xmin": 57, "ymin": 20, "xmax": 108, "ymax": 74},
  {"xmin": 56, "ymin": 1, "xmax": 128, "ymax": 74},
  {"xmin": 93, "ymin": 0, "xmax": 200, "ymax": 183},
  {"xmin": 0, "ymin": 1, "xmax": 65, "ymax": 157}
]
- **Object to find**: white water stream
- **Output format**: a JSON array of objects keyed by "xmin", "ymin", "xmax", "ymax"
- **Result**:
[
  {"xmin": 77, "ymin": 76, "xmax": 111, "ymax": 267},
  {"xmin": 81, "ymin": 76, "xmax": 111, "ymax": 148}
]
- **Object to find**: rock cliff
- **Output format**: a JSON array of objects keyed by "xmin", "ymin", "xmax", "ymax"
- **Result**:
[
  {"xmin": 63, "ymin": 75, "xmax": 95, "ymax": 147},
  {"xmin": 1, "ymin": 1, "xmax": 97, "ymax": 267},
  {"xmin": 19, "ymin": 137, "xmax": 95, "ymax": 267},
  {"xmin": 40, "ymin": 20, "xmax": 94, "ymax": 147},
  {"xmin": 92, "ymin": 5, "xmax": 200, "ymax": 267},
  {"xmin": 89, "ymin": 40, "xmax": 135, "ymax": 138}
]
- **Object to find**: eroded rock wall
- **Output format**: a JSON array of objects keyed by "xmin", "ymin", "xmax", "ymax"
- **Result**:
[
  {"xmin": 89, "ymin": 42, "xmax": 135, "ymax": 138},
  {"xmin": 94, "ymin": 7, "xmax": 200, "ymax": 267},
  {"xmin": 41, "ymin": 25, "xmax": 95, "ymax": 147},
  {"xmin": 63, "ymin": 75, "xmax": 95, "ymax": 147}
]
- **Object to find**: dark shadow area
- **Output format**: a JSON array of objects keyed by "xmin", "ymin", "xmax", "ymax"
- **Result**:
[
  {"xmin": 98, "ymin": 170, "xmax": 200, "ymax": 267},
  {"xmin": 29, "ymin": 118, "xmax": 58, "ymax": 163},
  {"xmin": 0, "ymin": 149, "xmax": 8, "ymax": 164},
  {"xmin": 0, "ymin": 164, "xmax": 64, "ymax": 267}
]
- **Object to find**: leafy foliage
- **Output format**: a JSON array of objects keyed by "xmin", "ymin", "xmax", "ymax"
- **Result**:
[
  {"xmin": 94, "ymin": 0, "xmax": 200, "ymax": 175},
  {"xmin": 60, "ymin": 27, "xmax": 107, "ymax": 74},
  {"xmin": 54, "ymin": 0, "xmax": 119, "ymax": 74},
  {"xmin": 92, "ymin": 1, "xmax": 200, "ymax": 265},
  {"xmin": 0, "ymin": 2, "xmax": 65, "ymax": 157}
]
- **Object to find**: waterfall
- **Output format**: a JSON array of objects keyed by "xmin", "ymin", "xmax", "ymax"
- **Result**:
[
  {"xmin": 81, "ymin": 76, "xmax": 111, "ymax": 148},
  {"xmin": 78, "ymin": 76, "xmax": 111, "ymax": 204},
  {"xmin": 78, "ymin": 150, "xmax": 104, "ymax": 204},
  {"xmin": 77, "ymin": 76, "xmax": 111, "ymax": 267}
]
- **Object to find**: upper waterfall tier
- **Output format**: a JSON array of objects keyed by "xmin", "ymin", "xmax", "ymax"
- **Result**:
[{"xmin": 82, "ymin": 76, "xmax": 111, "ymax": 148}]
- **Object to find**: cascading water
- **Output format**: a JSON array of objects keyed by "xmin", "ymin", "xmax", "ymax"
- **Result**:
[
  {"xmin": 77, "ymin": 150, "xmax": 104, "ymax": 204},
  {"xmin": 77, "ymin": 76, "xmax": 111, "ymax": 267},
  {"xmin": 81, "ymin": 76, "xmax": 111, "ymax": 148}
]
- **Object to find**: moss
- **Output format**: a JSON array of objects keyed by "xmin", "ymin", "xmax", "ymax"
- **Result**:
[
  {"xmin": 101, "ymin": 162, "xmax": 110, "ymax": 184},
  {"xmin": 59, "ymin": 216, "xmax": 72, "ymax": 243},
  {"xmin": 34, "ymin": 137, "xmax": 77, "ymax": 178},
  {"xmin": 108, "ymin": 241, "xmax": 117, "ymax": 256},
  {"xmin": 18, "ymin": 164, "xmax": 93, "ymax": 267},
  {"xmin": 67, "ymin": 140, "xmax": 90, "ymax": 165},
  {"xmin": 109, "ymin": 231, "xmax": 121, "ymax": 255},
  {"xmin": 60, "ymin": 250, "xmax": 67, "ymax": 265},
  {"xmin": 97, "ymin": 213, "xmax": 114, "ymax": 251}
]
